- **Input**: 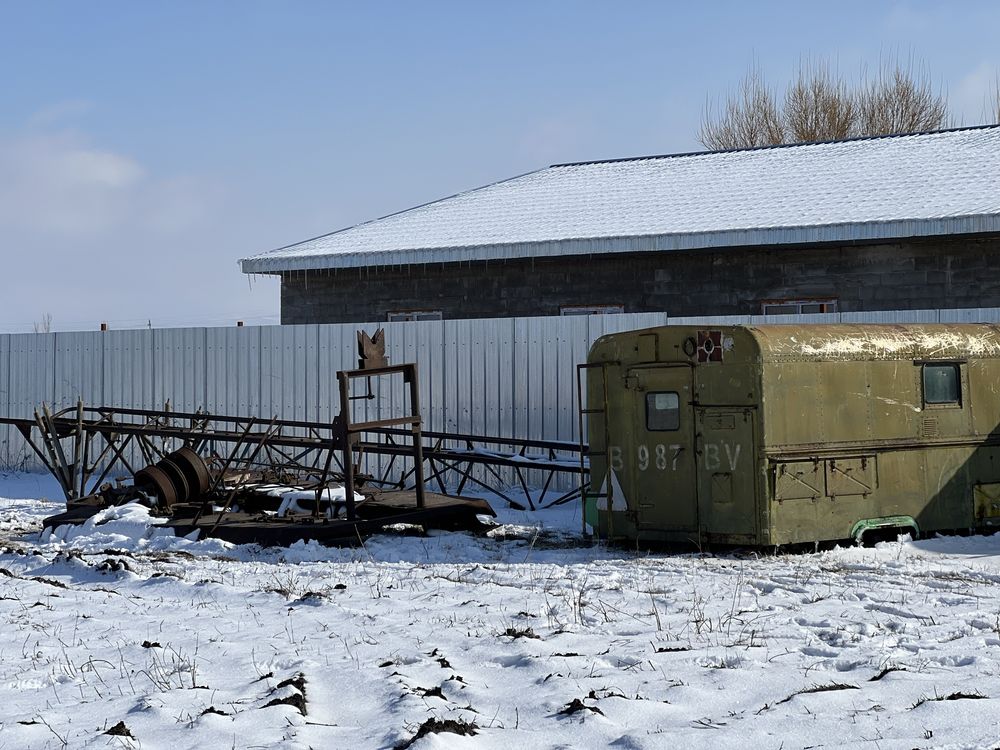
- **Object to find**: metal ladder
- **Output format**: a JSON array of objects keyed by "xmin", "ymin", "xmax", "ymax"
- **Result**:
[{"xmin": 576, "ymin": 361, "xmax": 618, "ymax": 539}]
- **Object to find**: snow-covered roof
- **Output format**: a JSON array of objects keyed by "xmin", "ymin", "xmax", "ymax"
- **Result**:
[{"xmin": 241, "ymin": 125, "xmax": 1000, "ymax": 274}]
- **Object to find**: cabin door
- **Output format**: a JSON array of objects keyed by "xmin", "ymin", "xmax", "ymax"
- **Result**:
[
  {"xmin": 695, "ymin": 408, "xmax": 758, "ymax": 543},
  {"xmin": 627, "ymin": 366, "xmax": 698, "ymax": 534}
]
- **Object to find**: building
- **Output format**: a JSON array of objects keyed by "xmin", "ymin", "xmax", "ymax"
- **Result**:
[{"xmin": 240, "ymin": 125, "xmax": 1000, "ymax": 324}]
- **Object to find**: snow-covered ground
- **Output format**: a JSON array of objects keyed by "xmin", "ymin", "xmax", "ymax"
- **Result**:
[{"xmin": 2, "ymin": 473, "xmax": 1000, "ymax": 749}]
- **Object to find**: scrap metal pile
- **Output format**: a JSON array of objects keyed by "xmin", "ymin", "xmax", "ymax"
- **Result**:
[{"xmin": 0, "ymin": 331, "xmax": 586, "ymax": 546}]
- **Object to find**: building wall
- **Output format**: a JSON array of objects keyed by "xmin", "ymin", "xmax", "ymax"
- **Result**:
[{"xmin": 279, "ymin": 235, "xmax": 1000, "ymax": 324}]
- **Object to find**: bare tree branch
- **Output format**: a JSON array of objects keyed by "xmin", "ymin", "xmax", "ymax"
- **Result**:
[
  {"xmin": 857, "ymin": 58, "xmax": 949, "ymax": 135},
  {"xmin": 33, "ymin": 313, "xmax": 52, "ymax": 334},
  {"xmin": 784, "ymin": 59, "xmax": 856, "ymax": 142},
  {"xmin": 699, "ymin": 55, "xmax": 953, "ymax": 150},
  {"xmin": 699, "ymin": 64, "xmax": 784, "ymax": 151}
]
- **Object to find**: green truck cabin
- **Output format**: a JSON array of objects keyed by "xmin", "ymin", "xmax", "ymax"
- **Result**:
[{"xmin": 583, "ymin": 324, "xmax": 1000, "ymax": 547}]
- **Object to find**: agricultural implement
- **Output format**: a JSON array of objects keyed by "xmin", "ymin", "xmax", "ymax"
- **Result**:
[{"xmin": 0, "ymin": 330, "xmax": 586, "ymax": 546}]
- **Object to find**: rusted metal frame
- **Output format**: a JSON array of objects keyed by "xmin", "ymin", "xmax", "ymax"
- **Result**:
[
  {"xmin": 79, "ymin": 422, "xmax": 95, "ymax": 498},
  {"xmin": 418, "ymin": 455, "xmax": 525, "ymax": 510},
  {"xmin": 347, "ymin": 415, "xmax": 421, "ymax": 430},
  {"xmin": 72, "ymin": 401, "xmax": 87, "ymax": 498},
  {"xmin": 447, "ymin": 440, "xmax": 471, "ymax": 495},
  {"xmin": 536, "ymin": 461, "xmax": 557, "ymax": 507},
  {"xmin": 260, "ymin": 441, "xmax": 305, "ymax": 468},
  {"xmin": 4, "ymin": 410, "xmax": 587, "ymax": 471},
  {"xmin": 71, "ymin": 421, "xmax": 326, "ymax": 452},
  {"xmin": 43, "ymin": 404, "xmax": 78, "ymax": 499},
  {"xmin": 406, "ymin": 363, "xmax": 426, "ymax": 509},
  {"xmin": 260, "ymin": 432, "xmax": 283, "ymax": 477},
  {"xmin": 337, "ymin": 362, "xmax": 426, "ymax": 517},
  {"xmin": 370, "ymin": 425, "xmax": 583, "ymax": 453},
  {"xmin": 418, "ymin": 457, "xmax": 458, "ymax": 494},
  {"xmin": 450, "ymin": 452, "xmax": 534, "ymax": 510},
  {"xmin": 206, "ymin": 418, "xmax": 281, "ymax": 537},
  {"xmin": 544, "ymin": 447, "xmax": 564, "ymax": 505},
  {"xmin": 428, "ymin": 457, "xmax": 448, "ymax": 494},
  {"xmin": 83, "ymin": 430, "xmax": 122, "ymax": 482},
  {"xmin": 34, "ymin": 409, "xmax": 73, "ymax": 498},
  {"xmin": 16, "ymin": 423, "xmax": 64, "ymax": 491},
  {"xmin": 311, "ymin": 431, "xmax": 341, "ymax": 519},
  {"xmin": 8, "ymin": 411, "xmax": 584, "ymax": 474},
  {"xmin": 377, "ymin": 445, "xmax": 401, "ymax": 486},
  {"xmin": 538, "ymin": 479, "xmax": 589, "ymax": 509},
  {"xmin": 513, "ymin": 465, "xmax": 536, "ymax": 510},
  {"xmin": 134, "ymin": 432, "xmax": 159, "ymax": 467},
  {"xmin": 88, "ymin": 433, "xmax": 140, "ymax": 491},
  {"xmin": 264, "ymin": 442, "xmax": 338, "ymax": 479},
  {"xmin": 391, "ymin": 435, "xmax": 584, "ymax": 473},
  {"xmin": 427, "ymin": 437, "xmax": 448, "ymax": 493},
  {"xmin": 337, "ymin": 371, "xmax": 359, "ymax": 521},
  {"xmin": 200, "ymin": 418, "xmax": 259, "ymax": 503},
  {"xmin": 99, "ymin": 405, "xmax": 348, "ymax": 431}
]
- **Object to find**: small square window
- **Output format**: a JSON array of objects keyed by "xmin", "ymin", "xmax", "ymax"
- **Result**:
[
  {"xmin": 922, "ymin": 363, "xmax": 961, "ymax": 405},
  {"xmin": 387, "ymin": 310, "xmax": 443, "ymax": 322},
  {"xmin": 646, "ymin": 391, "xmax": 680, "ymax": 431},
  {"xmin": 761, "ymin": 299, "xmax": 838, "ymax": 316},
  {"xmin": 560, "ymin": 304, "xmax": 625, "ymax": 316}
]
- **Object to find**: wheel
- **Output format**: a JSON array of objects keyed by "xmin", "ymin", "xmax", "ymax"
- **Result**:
[
  {"xmin": 155, "ymin": 458, "xmax": 191, "ymax": 505},
  {"xmin": 166, "ymin": 447, "xmax": 211, "ymax": 498},
  {"xmin": 134, "ymin": 465, "xmax": 179, "ymax": 507}
]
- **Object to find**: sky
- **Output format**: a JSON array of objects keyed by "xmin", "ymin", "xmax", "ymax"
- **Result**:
[{"xmin": 0, "ymin": 0, "xmax": 998, "ymax": 333}]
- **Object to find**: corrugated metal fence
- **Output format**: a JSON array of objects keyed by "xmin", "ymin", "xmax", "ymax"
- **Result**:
[{"xmin": 3, "ymin": 307, "xmax": 1000, "ymax": 473}]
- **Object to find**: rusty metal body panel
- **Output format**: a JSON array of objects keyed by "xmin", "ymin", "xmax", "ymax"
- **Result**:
[{"xmin": 584, "ymin": 324, "xmax": 1000, "ymax": 546}]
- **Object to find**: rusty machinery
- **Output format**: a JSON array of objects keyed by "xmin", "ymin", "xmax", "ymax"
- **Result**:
[{"xmin": 1, "ymin": 330, "xmax": 586, "ymax": 545}]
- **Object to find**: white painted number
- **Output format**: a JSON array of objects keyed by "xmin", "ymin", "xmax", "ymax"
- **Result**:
[
  {"xmin": 610, "ymin": 442, "xmax": 740, "ymax": 473},
  {"xmin": 612, "ymin": 443, "xmax": 686, "ymax": 472}
]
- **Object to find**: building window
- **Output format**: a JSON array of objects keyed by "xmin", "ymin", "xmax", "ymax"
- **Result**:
[
  {"xmin": 922, "ymin": 363, "xmax": 961, "ymax": 406},
  {"xmin": 560, "ymin": 304, "xmax": 625, "ymax": 316},
  {"xmin": 761, "ymin": 299, "xmax": 838, "ymax": 316},
  {"xmin": 646, "ymin": 392, "xmax": 680, "ymax": 431},
  {"xmin": 386, "ymin": 310, "xmax": 443, "ymax": 322}
]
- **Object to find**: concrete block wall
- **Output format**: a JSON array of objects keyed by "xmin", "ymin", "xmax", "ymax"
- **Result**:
[{"xmin": 279, "ymin": 235, "xmax": 1000, "ymax": 324}]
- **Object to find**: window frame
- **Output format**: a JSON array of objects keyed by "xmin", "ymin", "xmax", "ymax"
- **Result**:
[
  {"xmin": 645, "ymin": 391, "xmax": 681, "ymax": 432},
  {"xmin": 920, "ymin": 361, "xmax": 964, "ymax": 409},
  {"xmin": 560, "ymin": 304, "xmax": 625, "ymax": 316},
  {"xmin": 760, "ymin": 298, "xmax": 838, "ymax": 316},
  {"xmin": 386, "ymin": 309, "xmax": 443, "ymax": 322}
]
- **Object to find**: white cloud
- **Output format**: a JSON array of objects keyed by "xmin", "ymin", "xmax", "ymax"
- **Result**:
[
  {"xmin": 0, "ymin": 129, "xmax": 222, "ymax": 236},
  {"xmin": 0, "ymin": 132, "xmax": 143, "ymax": 234}
]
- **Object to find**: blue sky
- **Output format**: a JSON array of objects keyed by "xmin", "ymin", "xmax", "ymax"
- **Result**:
[{"xmin": 1, "ymin": 0, "xmax": 998, "ymax": 331}]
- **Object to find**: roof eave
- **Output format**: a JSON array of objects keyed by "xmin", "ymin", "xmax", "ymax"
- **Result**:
[{"xmin": 239, "ymin": 213, "xmax": 1000, "ymax": 275}]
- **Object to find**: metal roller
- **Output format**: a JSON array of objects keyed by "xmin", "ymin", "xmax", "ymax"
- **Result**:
[
  {"xmin": 165, "ymin": 447, "xmax": 211, "ymax": 498},
  {"xmin": 134, "ymin": 465, "xmax": 179, "ymax": 507},
  {"xmin": 155, "ymin": 458, "xmax": 191, "ymax": 505}
]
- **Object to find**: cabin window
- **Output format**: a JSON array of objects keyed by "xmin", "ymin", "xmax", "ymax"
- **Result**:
[
  {"xmin": 922, "ymin": 363, "xmax": 961, "ymax": 406},
  {"xmin": 646, "ymin": 392, "xmax": 680, "ymax": 431}
]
